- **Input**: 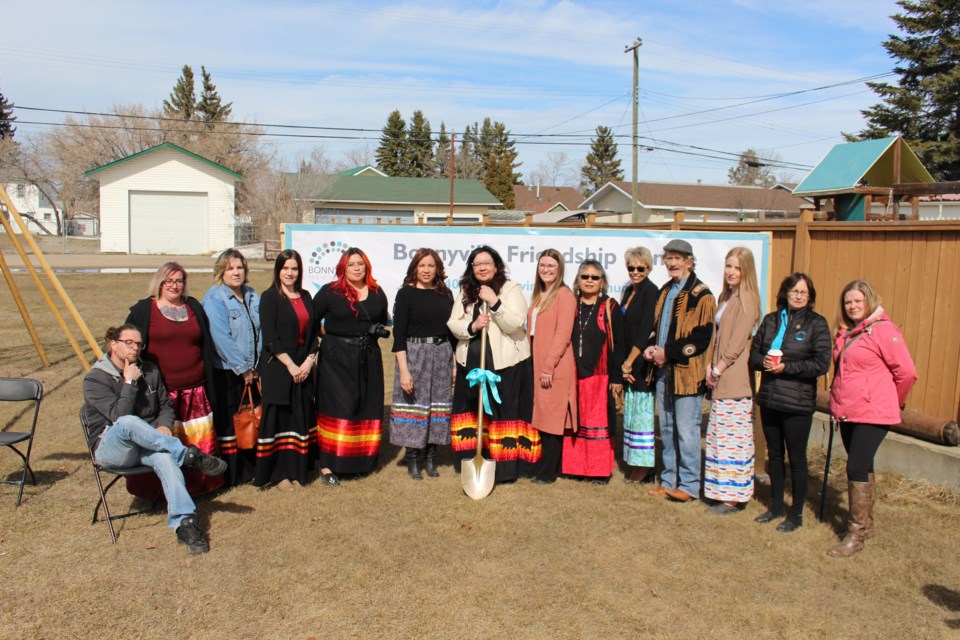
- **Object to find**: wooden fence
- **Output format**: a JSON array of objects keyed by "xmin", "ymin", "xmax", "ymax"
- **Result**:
[
  {"xmin": 585, "ymin": 211, "xmax": 960, "ymax": 422},
  {"xmin": 298, "ymin": 212, "xmax": 960, "ymax": 421}
]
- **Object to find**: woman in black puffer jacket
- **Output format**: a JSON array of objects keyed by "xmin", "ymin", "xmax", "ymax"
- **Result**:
[{"xmin": 749, "ymin": 273, "xmax": 831, "ymax": 532}]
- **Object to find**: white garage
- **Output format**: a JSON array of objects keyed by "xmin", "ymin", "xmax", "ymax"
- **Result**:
[{"xmin": 86, "ymin": 143, "xmax": 243, "ymax": 255}]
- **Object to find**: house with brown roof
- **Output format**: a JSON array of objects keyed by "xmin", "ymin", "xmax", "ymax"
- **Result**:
[
  {"xmin": 513, "ymin": 184, "xmax": 583, "ymax": 214},
  {"xmin": 581, "ymin": 180, "xmax": 808, "ymax": 223}
]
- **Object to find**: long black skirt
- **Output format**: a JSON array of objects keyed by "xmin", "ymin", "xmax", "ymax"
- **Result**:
[
  {"xmin": 316, "ymin": 335, "xmax": 384, "ymax": 475},
  {"xmin": 212, "ymin": 368, "xmax": 257, "ymax": 487},
  {"xmin": 450, "ymin": 357, "xmax": 539, "ymax": 483},
  {"xmin": 253, "ymin": 379, "xmax": 315, "ymax": 487}
]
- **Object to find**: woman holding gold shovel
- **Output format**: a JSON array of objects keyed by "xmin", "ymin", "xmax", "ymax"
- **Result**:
[{"xmin": 448, "ymin": 246, "xmax": 539, "ymax": 484}]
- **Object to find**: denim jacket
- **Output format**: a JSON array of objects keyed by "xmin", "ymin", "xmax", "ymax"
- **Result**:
[{"xmin": 201, "ymin": 284, "xmax": 261, "ymax": 374}]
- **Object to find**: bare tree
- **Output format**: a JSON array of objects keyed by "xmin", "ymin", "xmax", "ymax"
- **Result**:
[
  {"xmin": 339, "ymin": 143, "xmax": 374, "ymax": 171},
  {"xmin": 528, "ymin": 151, "xmax": 576, "ymax": 187}
]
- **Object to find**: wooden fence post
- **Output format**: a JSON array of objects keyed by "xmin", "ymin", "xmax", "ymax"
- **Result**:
[
  {"xmin": 794, "ymin": 207, "xmax": 813, "ymax": 274},
  {"xmin": 671, "ymin": 209, "xmax": 685, "ymax": 231}
]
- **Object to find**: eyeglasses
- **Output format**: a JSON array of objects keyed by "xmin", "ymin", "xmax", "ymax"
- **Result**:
[
  {"xmin": 787, "ymin": 289, "xmax": 810, "ymax": 298},
  {"xmin": 472, "ymin": 261, "xmax": 494, "ymax": 268},
  {"xmin": 117, "ymin": 339, "xmax": 144, "ymax": 349},
  {"xmin": 627, "ymin": 265, "xmax": 648, "ymax": 273},
  {"xmin": 538, "ymin": 264, "xmax": 559, "ymax": 271},
  {"xmin": 162, "ymin": 278, "xmax": 185, "ymax": 287},
  {"xmin": 579, "ymin": 274, "xmax": 602, "ymax": 281}
]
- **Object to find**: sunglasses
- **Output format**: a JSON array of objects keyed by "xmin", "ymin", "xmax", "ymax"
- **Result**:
[
  {"xmin": 627, "ymin": 265, "xmax": 648, "ymax": 273},
  {"xmin": 579, "ymin": 274, "xmax": 602, "ymax": 281}
]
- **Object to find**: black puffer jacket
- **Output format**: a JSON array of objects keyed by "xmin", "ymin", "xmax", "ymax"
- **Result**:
[{"xmin": 749, "ymin": 306, "xmax": 831, "ymax": 415}]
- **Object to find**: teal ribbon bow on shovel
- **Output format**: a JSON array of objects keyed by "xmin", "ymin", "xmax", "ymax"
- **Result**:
[{"xmin": 466, "ymin": 368, "xmax": 502, "ymax": 415}]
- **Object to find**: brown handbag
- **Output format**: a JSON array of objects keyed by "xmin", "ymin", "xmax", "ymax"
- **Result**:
[{"xmin": 233, "ymin": 381, "xmax": 262, "ymax": 450}]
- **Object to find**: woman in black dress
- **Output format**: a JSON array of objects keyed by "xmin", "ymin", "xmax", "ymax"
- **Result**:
[
  {"xmin": 388, "ymin": 248, "xmax": 455, "ymax": 480},
  {"xmin": 256, "ymin": 250, "xmax": 319, "ymax": 491},
  {"xmin": 314, "ymin": 248, "xmax": 389, "ymax": 479}
]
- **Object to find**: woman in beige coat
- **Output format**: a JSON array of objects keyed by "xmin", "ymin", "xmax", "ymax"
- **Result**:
[
  {"xmin": 703, "ymin": 247, "xmax": 761, "ymax": 514},
  {"xmin": 527, "ymin": 249, "xmax": 577, "ymax": 484}
]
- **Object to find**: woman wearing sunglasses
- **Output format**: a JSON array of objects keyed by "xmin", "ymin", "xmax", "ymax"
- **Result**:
[
  {"xmin": 618, "ymin": 246, "xmax": 659, "ymax": 484},
  {"xmin": 562, "ymin": 260, "xmax": 624, "ymax": 482}
]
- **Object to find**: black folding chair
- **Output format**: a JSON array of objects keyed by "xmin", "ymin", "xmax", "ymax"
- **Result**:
[
  {"xmin": 0, "ymin": 378, "xmax": 42, "ymax": 507},
  {"xmin": 79, "ymin": 408, "xmax": 160, "ymax": 543}
]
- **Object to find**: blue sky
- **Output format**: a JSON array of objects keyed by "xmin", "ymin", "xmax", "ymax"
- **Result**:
[{"xmin": 2, "ymin": 0, "xmax": 902, "ymax": 185}]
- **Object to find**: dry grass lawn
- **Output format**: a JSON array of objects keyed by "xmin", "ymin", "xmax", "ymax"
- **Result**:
[{"xmin": 1, "ymin": 267, "xmax": 959, "ymax": 639}]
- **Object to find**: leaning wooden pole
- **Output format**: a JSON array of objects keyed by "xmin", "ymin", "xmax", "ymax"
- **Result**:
[
  {"xmin": 0, "ymin": 185, "xmax": 101, "ymax": 359},
  {"xmin": 0, "ymin": 246, "xmax": 50, "ymax": 367},
  {"xmin": 0, "ymin": 189, "xmax": 94, "ymax": 370}
]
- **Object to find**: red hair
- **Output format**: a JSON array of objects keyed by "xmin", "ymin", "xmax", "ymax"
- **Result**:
[{"xmin": 331, "ymin": 247, "xmax": 379, "ymax": 315}]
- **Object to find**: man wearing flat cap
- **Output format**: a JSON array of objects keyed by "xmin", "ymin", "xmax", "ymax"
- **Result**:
[{"xmin": 643, "ymin": 239, "xmax": 715, "ymax": 503}]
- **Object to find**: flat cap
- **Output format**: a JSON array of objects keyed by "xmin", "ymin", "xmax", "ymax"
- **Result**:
[{"xmin": 663, "ymin": 239, "xmax": 694, "ymax": 255}]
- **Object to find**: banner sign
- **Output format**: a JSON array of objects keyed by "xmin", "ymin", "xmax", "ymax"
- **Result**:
[{"xmin": 286, "ymin": 225, "xmax": 771, "ymax": 314}]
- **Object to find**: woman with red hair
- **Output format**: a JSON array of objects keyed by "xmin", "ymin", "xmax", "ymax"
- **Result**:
[{"xmin": 314, "ymin": 248, "xmax": 389, "ymax": 480}]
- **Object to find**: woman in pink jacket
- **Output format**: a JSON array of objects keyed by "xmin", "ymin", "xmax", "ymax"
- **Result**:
[
  {"xmin": 527, "ymin": 249, "xmax": 577, "ymax": 484},
  {"xmin": 828, "ymin": 280, "xmax": 916, "ymax": 558}
]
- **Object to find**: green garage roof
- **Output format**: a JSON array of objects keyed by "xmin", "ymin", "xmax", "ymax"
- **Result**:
[{"xmin": 794, "ymin": 137, "xmax": 934, "ymax": 197}]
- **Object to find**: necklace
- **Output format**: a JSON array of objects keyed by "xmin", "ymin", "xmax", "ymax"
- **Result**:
[{"xmin": 577, "ymin": 298, "xmax": 598, "ymax": 358}]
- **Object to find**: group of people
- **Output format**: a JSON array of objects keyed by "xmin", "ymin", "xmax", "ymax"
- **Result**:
[{"xmin": 81, "ymin": 240, "xmax": 916, "ymax": 558}]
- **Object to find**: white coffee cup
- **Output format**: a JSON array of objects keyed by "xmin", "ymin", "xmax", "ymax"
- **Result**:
[{"xmin": 768, "ymin": 349, "xmax": 783, "ymax": 366}]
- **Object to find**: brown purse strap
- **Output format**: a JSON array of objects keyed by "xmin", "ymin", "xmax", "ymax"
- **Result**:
[{"xmin": 239, "ymin": 380, "xmax": 262, "ymax": 410}]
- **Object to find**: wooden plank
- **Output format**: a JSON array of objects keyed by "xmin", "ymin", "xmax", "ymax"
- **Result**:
[
  {"xmin": 912, "ymin": 231, "xmax": 941, "ymax": 412},
  {"xmin": 932, "ymin": 234, "xmax": 959, "ymax": 417}
]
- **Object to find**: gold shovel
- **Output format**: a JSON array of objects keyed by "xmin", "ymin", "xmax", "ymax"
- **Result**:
[{"xmin": 461, "ymin": 305, "xmax": 496, "ymax": 500}]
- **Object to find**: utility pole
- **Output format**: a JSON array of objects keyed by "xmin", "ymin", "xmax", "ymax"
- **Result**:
[{"xmin": 625, "ymin": 38, "xmax": 642, "ymax": 221}]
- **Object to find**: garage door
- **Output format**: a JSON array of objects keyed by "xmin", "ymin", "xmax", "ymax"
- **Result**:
[{"xmin": 130, "ymin": 191, "xmax": 208, "ymax": 254}]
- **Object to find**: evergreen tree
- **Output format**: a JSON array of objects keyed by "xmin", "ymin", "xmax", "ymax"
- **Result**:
[
  {"xmin": 375, "ymin": 110, "xmax": 409, "ymax": 177},
  {"xmin": 196, "ymin": 66, "xmax": 233, "ymax": 122},
  {"xmin": 475, "ymin": 118, "xmax": 522, "ymax": 185},
  {"xmin": 455, "ymin": 124, "xmax": 483, "ymax": 179},
  {"xmin": 407, "ymin": 110, "xmax": 434, "ymax": 178},
  {"xmin": 728, "ymin": 148, "xmax": 777, "ymax": 187},
  {"xmin": 580, "ymin": 125, "xmax": 624, "ymax": 195},
  {"xmin": 484, "ymin": 154, "xmax": 516, "ymax": 209},
  {"xmin": 0, "ymin": 89, "xmax": 16, "ymax": 139},
  {"xmin": 851, "ymin": 0, "xmax": 960, "ymax": 180},
  {"xmin": 434, "ymin": 122, "xmax": 451, "ymax": 177},
  {"xmin": 163, "ymin": 65, "xmax": 196, "ymax": 120}
]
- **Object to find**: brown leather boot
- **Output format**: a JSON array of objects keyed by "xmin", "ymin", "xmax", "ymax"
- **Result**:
[
  {"xmin": 828, "ymin": 481, "xmax": 872, "ymax": 558},
  {"xmin": 862, "ymin": 472, "xmax": 876, "ymax": 540}
]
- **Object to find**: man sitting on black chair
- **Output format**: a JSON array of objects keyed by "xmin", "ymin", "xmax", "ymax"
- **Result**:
[{"xmin": 82, "ymin": 324, "xmax": 227, "ymax": 554}]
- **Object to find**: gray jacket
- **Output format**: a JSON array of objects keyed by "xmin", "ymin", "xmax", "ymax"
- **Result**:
[{"xmin": 82, "ymin": 354, "xmax": 176, "ymax": 452}]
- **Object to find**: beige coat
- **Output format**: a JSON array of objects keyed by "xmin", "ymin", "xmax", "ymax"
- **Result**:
[
  {"xmin": 709, "ymin": 288, "xmax": 759, "ymax": 400},
  {"xmin": 527, "ymin": 287, "xmax": 577, "ymax": 435},
  {"xmin": 448, "ymin": 280, "xmax": 530, "ymax": 370}
]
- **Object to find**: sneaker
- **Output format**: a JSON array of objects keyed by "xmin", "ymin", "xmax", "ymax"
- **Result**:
[
  {"xmin": 175, "ymin": 516, "xmax": 209, "ymax": 554},
  {"xmin": 182, "ymin": 446, "xmax": 227, "ymax": 477}
]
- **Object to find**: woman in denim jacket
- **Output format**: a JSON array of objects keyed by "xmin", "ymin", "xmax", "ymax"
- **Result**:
[{"xmin": 202, "ymin": 248, "xmax": 261, "ymax": 486}]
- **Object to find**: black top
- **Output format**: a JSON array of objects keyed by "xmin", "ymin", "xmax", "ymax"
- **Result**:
[
  {"xmin": 391, "ymin": 286, "xmax": 454, "ymax": 353},
  {"xmin": 258, "ymin": 287, "xmax": 319, "ymax": 406},
  {"xmin": 749, "ymin": 305, "xmax": 831, "ymax": 415},
  {"xmin": 619, "ymin": 278, "xmax": 658, "ymax": 392},
  {"xmin": 313, "ymin": 283, "xmax": 389, "ymax": 337},
  {"xmin": 573, "ymin": 295, "xmax": 625, "ymax": 383}
]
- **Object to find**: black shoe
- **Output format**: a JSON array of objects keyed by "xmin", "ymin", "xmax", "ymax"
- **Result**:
[
  {"xmin": 754, "ymin": 509, "xmax": 784, "ymax": 524},
  {"xmin": 175, "ymin": 516, "xmax": 209, "ymax": 554},
  {"xmin": 777, "ymin": 518, "xmax": 802, "ymax": 533},
  {"xmin": 183, "ymin": 446, "xmax": 227, "ymax": 477},
  {"xmin": 405, "ymin": 448, "xmax": 423, "ymax": 480},
  {"xmin": 708, "ymin": 503, "xmax": 741, "ymax": 516},
  {"xmin": 424, "ymin": 444, "xmax": 440, "ymax": 477},
  {"xmin": 320, "ymin": 470, "xmax": 340, "ymax": 486}
]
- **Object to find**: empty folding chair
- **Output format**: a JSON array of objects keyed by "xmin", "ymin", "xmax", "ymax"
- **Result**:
[{"xmin": 0, "ymin": 377, "xmax": 42, "ymax": 507}]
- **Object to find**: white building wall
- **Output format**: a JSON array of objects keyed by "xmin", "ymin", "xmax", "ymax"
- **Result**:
[
  {"xmin": 2, "ymin": 183, "xmax": 57, "ymax": 234},
  {"xmin": 96, "ymin": 147, "xmax": 237, "ymax": 254}
]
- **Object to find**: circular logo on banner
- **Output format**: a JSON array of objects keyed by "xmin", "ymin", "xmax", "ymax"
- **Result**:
[{"xmin": 306, "ymin": 241, "xmax": 349, "ymax": 287}]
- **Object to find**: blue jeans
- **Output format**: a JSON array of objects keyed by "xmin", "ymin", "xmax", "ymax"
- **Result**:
[
  {"xmin": 94, "ymin": 415, "xmax": 195, "ymax": 529},
  {"xmin": 655, "ymin": 372, "xmax": 703, "ymax": 497}
]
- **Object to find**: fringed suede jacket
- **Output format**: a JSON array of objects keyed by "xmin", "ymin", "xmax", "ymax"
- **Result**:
[{"xmin": 645, "ymin": 272, "xmax": 716, "ymax": 397}]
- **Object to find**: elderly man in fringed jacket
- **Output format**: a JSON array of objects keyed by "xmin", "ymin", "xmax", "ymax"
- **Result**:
[{"xmin": 643, "ymin": 239, "xmax": 716, "ymax": 503}]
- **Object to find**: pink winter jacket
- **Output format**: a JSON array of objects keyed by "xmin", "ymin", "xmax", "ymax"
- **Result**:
[{"xmin": 829, "ymin": 307, "xmax": 917, "ymax": 425}]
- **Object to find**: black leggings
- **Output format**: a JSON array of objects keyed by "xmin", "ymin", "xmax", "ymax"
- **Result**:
[
  {"xmin": 760, "ymin": 407, "xmax": 812, "ymax": 518},
  {"xmin": 536, "ymin": 432, "xmax": 563, "ymax": 482},
  {"xmin": 840, "ymin": 422, "xmax": 888, "ymax": 483}
]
